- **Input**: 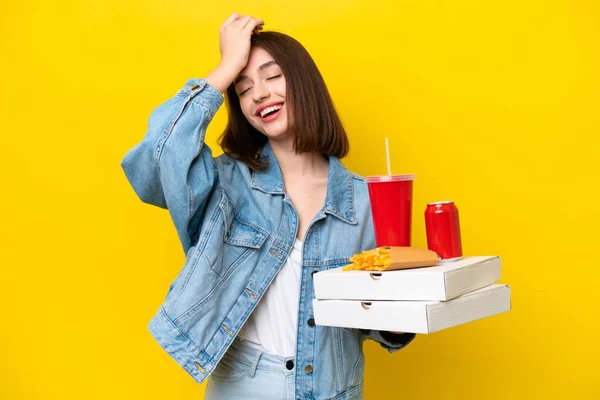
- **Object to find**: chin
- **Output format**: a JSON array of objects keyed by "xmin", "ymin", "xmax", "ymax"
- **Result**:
[
  {"xmin": 263, "ymin": 130, "xmax": 294, "ymax": 143},
  {"xmin": 263, "ymin": 128, "xmax": 290, "ymax": 139},
  {"xmin": 256, "ymin": 120, "xmax": 291, "ymax": 141}
]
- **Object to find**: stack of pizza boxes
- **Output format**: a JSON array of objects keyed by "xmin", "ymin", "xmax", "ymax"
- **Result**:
[{"xmin": 312, "ymin": 249, "xmax": 511, "ymax": 334}]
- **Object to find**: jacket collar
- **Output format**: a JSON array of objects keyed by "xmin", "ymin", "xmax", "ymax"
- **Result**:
[{"xmin": 250, "ymin": 143, "xmax": 357, "ymax": 225}]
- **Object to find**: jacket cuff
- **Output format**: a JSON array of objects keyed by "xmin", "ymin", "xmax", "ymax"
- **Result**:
[{"xmin": 179, "ymin": 79, "xmax": 224, "ymax": 118}]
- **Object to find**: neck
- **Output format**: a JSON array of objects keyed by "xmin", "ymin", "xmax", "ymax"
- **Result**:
[{"xmin": 268, "ymin": 138, "xmax": 329, "ymax": 182}]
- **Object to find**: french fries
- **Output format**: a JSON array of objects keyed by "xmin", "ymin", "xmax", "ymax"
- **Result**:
[{"xmin": 342, "ymin": 247, "xmax": 393, "ymax": 271}]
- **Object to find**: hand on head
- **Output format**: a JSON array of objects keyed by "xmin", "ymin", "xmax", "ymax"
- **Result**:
[
  {"xmin": 219, "ymin": 13, "xmax": 264, "ymax": 72},
  {"xmin": 205, "ymin": 13, "xmax": 264, "ymax": 94}
]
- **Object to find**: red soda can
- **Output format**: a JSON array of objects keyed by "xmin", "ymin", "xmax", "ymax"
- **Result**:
[{"xmin": 425, "ymin": 201, "xmax": 463, "ymax": 262}]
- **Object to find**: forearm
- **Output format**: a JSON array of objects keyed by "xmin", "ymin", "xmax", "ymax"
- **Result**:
[{"xmin": 205, "ymin": 63, "xmax": 243, "ymax": 94}]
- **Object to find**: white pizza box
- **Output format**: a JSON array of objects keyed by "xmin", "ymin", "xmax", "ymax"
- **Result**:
[
  {"xmin": 313, "ymin": 256, "xmax": 501, "ymax": 301},
  {"xmin": 313, "ymin": 284, "xmax": 510, "ymax": 334}
]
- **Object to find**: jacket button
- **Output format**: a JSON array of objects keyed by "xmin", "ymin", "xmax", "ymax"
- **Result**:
[
  {"xmin": 193, "ymin": 362, "xmax": 205, "ymax": 373},
  {"xmin": 305, "ymin": 365, "xmax": 313, "ymax": 374},
  {"xmin": 286, "ymin": 360, "xmax": 294, "ymax": 370},
  {"xmin": 307, "ymin": 318, "xmax": 315, "ymax": 327}
]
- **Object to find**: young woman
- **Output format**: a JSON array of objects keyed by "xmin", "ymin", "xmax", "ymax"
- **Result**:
[{"xmin": 121, "ymin": 13, "xmax": 415, "ymax": 400}]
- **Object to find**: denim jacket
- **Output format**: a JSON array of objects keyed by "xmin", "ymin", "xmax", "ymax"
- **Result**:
[{"xmin": 121, "ymin": 78, "xmax": 415, "ymax": 399}]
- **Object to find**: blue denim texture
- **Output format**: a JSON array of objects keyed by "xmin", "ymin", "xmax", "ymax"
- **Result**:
[
  {"xmin": 121, "ymin": 79, "xmax": 416, "ymax": 398},
  {"xmin": 204, "ymin": 338, "xmax": 299, "ymax": 399}
]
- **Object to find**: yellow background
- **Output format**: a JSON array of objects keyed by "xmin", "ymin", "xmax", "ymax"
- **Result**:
[{"xmin": 1, "ymin": 0, "xmax": 598, "ymax": 398}]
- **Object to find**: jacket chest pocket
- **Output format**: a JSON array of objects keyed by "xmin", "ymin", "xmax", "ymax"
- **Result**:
[
  {"xmin": 224, "ymin": 218, "xmax": 267, "ymax": 249},
  {"xmin": 208, "ymin": 192, "xmax": 268, "ymax": 278}
]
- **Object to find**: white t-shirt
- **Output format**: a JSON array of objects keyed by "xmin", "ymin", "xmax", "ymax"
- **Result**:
[{"xmin": 238, "ymin": 239, "xmax": 303, "ymax": 358}]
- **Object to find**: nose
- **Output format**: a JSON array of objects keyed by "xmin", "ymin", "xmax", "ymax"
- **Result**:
[{"xmin": 252, "ymin": 80, "xmax": 270, "ymax": 102}]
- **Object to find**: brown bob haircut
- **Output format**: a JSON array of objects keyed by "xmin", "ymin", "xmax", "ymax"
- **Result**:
[{"xmin": 218, "ymin": 31, "xmax": 349, "ymax": 171}]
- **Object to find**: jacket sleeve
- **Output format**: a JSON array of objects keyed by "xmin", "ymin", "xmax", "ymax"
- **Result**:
[
  {"xmin": 120, "ymin": 79, "xmax": 224, "ymax": 253},
  {"xmin": 361, "ymin": 330, "xmax": 416, "ymax": 353}
]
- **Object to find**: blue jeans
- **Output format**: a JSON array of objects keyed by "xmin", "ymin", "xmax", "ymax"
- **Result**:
[{"xmin": 204, "ymin": 339, "xmax": 296, "ymax": 399}]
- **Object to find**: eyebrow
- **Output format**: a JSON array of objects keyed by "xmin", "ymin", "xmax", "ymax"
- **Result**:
[{"xmin": 234, "ymin": 61, "xmax": 279, "ymax": 85}]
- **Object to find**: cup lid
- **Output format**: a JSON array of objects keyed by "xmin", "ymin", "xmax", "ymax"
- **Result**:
[{"xmin": 365, "ymin": 174, "xmax": 416, "ymax": 183}]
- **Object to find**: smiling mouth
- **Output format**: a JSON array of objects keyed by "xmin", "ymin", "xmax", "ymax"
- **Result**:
[{"xmin": 257, "ymin": 103, "xmax": 284, "ymax": 118}]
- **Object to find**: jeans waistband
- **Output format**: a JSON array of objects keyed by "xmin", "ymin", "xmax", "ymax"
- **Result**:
[{"xmin": 227, "ymin": 338, "xmax": 296, "ymax": 377}]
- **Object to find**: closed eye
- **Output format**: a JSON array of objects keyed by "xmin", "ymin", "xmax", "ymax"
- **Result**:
[{"xmin": 238, "ymin": 75, "xmax": 282, "ymax": 96}]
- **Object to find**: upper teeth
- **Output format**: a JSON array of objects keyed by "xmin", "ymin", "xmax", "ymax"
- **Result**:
[{"xmin": 260, "ymin": 104, "xmax": 283, "ymax": 117}]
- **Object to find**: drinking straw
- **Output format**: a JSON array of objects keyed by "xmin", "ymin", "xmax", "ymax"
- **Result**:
[{"xmin": 385, "ymin": 137, "xmax": 392, "ymax": 176}]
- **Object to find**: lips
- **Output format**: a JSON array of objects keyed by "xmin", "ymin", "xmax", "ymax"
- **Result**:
[
  {"xmin": 259, "ymin": 107, "xmax": 283, "ymax": 123},
  {"xmin": 255, "ymin": 102, "xmax": 285, "ymax": 117}
]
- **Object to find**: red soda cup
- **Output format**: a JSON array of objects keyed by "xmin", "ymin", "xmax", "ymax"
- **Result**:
[
  {"xmin": 365, "ymin": 174, "xmax": 416, "ymax": 247},
  {"xmin": 425, "ymin": 200, "xmax": 463, "ymax": 262}
]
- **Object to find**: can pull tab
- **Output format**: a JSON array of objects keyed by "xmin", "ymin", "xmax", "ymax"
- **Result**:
[
  {"xmin": 369, "ymin": 272, "xmax": 382, "ymax": 280},
  {"xmin": 361, "ymin": 302, "xmax": 372, "ymax": 310}
]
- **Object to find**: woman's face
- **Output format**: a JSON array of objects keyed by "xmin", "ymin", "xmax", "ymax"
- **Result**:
[{"xmin": 234, "ymin": 47, "xmax": 289, "ymax": 140}]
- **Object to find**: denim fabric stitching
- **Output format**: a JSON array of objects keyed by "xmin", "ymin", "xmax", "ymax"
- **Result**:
[
  {"xmin": 163, "ymin": 201, "xmax": 220, "ymax": 315},
  {"xmin": 163, "ymin": 245, "xmax": 203, "ymax": 314},
  {"xmin": 333, "ymin": 327, "xmax": 345, "ymax": 390},
  {"xmin": 210, "ymin": 355, "xmax": 250, "ymax": 384},
  {"xmin": 327, "ymin": 381, "xmax": 364, "ymax": 400},
  {"xmin": 303, "ymin": 258, "xmax": 352, "ymax": 267},
  {"xmin": 186, "ymin": 115, "xmax": 211, "ymax": 220},
  {"xmin": 175, "ymin": 247, "xmax": 252, "ymax": 325},
  {"xmin": 154, "ymin": 94, "xmax": 193, "ymax": 171},
  {"xmin": 158, "ymin": 306, "xmax": 200, "ymax": 353}
]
